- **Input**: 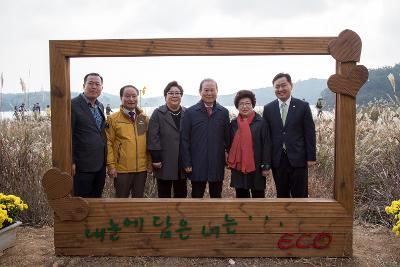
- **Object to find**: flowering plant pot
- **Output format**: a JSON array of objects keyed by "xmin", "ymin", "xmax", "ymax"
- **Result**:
[
  {"xmin": 0, "ymin": 193, "xmax": 28, "ymax": 229},
  {"xmin": 0, "ymin": 193, "xmax": 28, "ymax": 252},
  {"xmin": 0, "ymin": 221, "xmax": 22, "ymax": 252}
]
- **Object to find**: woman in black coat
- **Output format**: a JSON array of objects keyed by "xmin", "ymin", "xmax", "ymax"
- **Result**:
[
  {"xmin": 228, "ymin": 90, "xmax": 272, "ymax": 198},
  {"xmin": 147, "ymin": 81, "xmax": 187, "ymax": 198}
]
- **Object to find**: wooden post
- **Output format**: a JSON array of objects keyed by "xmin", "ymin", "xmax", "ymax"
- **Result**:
[
  {"xmin": 49, "ymin": 42, "xmax": 71, "ymax": 175},
  {"xmin": 333, "ymin": 61, "xmax": 357, "ymax": 256},
  {"xmin": 334, "ymin": 61, "xmax": 356, "ymax": 215}
]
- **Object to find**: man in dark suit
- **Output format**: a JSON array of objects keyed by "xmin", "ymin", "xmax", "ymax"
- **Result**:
[
  {"xmin": 181, "ymin": 78, "xmax": 230, "ymax": 198},
  {"xmin": 71, "ymin": 73, "xmax": 107, "ymax": 197},
  {"xmin": 263, "ymin": 73, "xmax": 316, "ymax": 198}
]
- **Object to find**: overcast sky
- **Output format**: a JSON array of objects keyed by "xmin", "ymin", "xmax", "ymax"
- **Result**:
[{"xmin": 0, "ymin": 0, "xmax": 398, "ymax": 97}]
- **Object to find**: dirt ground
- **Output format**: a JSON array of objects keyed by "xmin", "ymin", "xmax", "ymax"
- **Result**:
[{"xmin": 1, "ymin": 221, "xmax": 399, "ymax": 267}]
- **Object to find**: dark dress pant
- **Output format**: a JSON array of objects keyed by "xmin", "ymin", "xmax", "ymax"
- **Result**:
[
  {"xmin": 114, "ymin": 171, "xmax": 147, "ymax": 198},
  {"xmin": 191, "ymin": 181, "xmax": 223, "ymax": 198},
  {"xmin": 272, "ymin": 150, "xmax": 308, "ymax": 198},
  {"xmin": 235, "ymin": 188, "xmax": 265, "ymax": 198},
  {"xmin": 157, "ymin": 179, "xmax": 187, "ymax": 198},
  {"xmin": 73, "ymin": 165, "xmax": 106, "ymax": 197}
]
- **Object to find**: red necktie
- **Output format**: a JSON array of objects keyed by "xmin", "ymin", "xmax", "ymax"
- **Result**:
[{"xmin": 206, "ymin": 106, "xmax": 212, "ymax": 116}]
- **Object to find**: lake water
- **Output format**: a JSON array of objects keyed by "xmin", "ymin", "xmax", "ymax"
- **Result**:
[{"xmin": 0, "ymin": 111, "xmax": 48, "ymax": 120}]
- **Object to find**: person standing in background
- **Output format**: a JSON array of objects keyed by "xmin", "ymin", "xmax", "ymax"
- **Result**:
[{"xmin": 106, "ymin": 104, "xmax": 112, "ymax": 116}]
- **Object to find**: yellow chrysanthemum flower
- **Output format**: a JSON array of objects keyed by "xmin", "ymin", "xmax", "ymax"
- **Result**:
[
  {"xmin": 0, "ymin": 193, "xmax": 28, "ymax": 229},
  {"xmin": 386, "ymin": 199, "xmax": 400, "ymax": 237}
]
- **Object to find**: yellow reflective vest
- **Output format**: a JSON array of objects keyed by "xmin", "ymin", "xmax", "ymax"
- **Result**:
[{"xmin": 106, "ymin": 107, "xmax": 149, "ymax": 173}]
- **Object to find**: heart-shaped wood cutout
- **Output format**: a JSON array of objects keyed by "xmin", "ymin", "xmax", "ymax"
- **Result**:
[
  {"xmin": 49, "ymin": 197, "xmax": 89, "ymax": 221},
  {"xmin": 42, "ymin": 167, "xmax": 73, "ymax": 200},
  {"xmin": 329, "ymin": 29, "xmax": 362, "ymax": 62},
  {"xmin": 327, "ymin": 65, "xmax": 369, "ymax": 97}
]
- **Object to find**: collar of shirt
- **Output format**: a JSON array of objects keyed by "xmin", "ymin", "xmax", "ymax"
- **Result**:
[
  {"xmin": 122, "ymin": 107, "xmax": 136, "ymax": 119},
  {"xmin": 278, "ymin": 96, "xmax": 292, "ymax": 107},
  {"xmin": 81, "ymin": 93, "xmax": 99, "ymax": 108},
  {"xmin": 203, "ymin": 102, "xmax": 214, "ymax": 108}
]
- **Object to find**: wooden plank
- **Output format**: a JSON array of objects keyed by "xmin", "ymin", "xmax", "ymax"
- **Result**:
[
  {"xmin": 82, "ymin": 198, "xmax": 337, "ymax": 205},
  {"xmin": 83, "ymin": 199, "xmax": 350, "ymax": 218},
  {"xmin": 54, "ymin": 232, "xmax": 351, "ymax": 250},
  {"xmin": 49, "ymin": 42, "xmax": 72, "ymax": 174},
  {"xmin": 334, "ymin": 62, "xmax": 356, "ymax": 215},
  {"xmin": 56, "ymin": 246, "xmax": 352, "ymax": 257},
  {"xmin": 54, "ymin": 216, "xmax": 352, "ymax": 234},
  {"xmin": 51, "ymin": 37, "xmax": 334, "ymax": 58}
]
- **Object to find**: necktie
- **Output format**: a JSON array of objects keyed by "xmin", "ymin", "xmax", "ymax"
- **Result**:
[
  {"xmin": 281, "ymin": 103, "xmax": 287, "ymax": 150},
  {"xmin": 128, "ymin": 111, "xmax": 135, "ymax": 123},
  {"xmin": 206, "ymin": 106, "xmax": 212, "ymax": 117},
  {"xmin": 89, "ymin": 105, "xmax": 103, "ymax": 130},
  {"xmin": 281, "ymin": 103, "xmax": 287, "ymax": 126}
]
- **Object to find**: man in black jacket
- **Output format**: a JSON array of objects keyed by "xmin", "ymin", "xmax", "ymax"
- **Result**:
[
  {"xmin": 263, "ymin": 73, "xmax": 316, "ymax": 198},
  {"xmin": 71, "ymin": 73, "xmax": 107, "ymax": 197}
]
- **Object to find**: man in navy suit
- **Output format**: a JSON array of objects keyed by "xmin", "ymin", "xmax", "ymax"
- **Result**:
[
  {"xmin": 181, "ymin": 78, "xmax": 230, "ymax": 198},
  {"xmin": 71, "ymin": 73, "xmax": 107, "ymax": 197},
  {"xmin": 263, "ymin": 73, "xmax": 316, "ymax": 198}
]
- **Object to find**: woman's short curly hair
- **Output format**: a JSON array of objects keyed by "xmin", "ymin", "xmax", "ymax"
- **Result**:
[
  {"xmin": 234, "ymin": 90, "xmax": 256, "ymax": 108},
  {"xmin": 164, "ymin": 81, "xmax": 183, "ymax": 97}
]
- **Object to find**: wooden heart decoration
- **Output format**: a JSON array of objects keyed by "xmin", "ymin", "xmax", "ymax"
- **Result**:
[
  {"xmin": 49, "ymin": 197, "xmax": 89, "ymax": 221},
  {"xmin": 42, "ymin": 167, "xmax": 73, "ymax": 200},
  {"xmin": 329, "ymin": 29, "xmax": 362, "ymax": 62},
  {"xmin": 327, "ymin": 65, "xmax": 369, "ymax": 97}
]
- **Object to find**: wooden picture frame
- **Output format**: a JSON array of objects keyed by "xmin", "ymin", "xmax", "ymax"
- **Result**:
[{"xmin": 43, "ymin": 29, "xmax": 368, "ymax": 257}]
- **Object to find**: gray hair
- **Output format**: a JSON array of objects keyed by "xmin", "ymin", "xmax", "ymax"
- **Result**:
[{"xmin": 199, "ymin": 78, "xmax": 218, "ymax": 92}]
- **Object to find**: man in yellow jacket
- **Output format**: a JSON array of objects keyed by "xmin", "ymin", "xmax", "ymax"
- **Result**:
[{"xmin": 106, "ymin": 85, "xmax": 149, "ymax": 197}]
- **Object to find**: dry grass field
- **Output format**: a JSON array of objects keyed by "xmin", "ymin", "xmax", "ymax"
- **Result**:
[{"xmin": 0, "ymin": 102, "xmax": 399, "ymax": 265}]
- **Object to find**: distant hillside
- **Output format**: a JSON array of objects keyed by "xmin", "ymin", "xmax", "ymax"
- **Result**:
[
  {"xmin": 4, "ymin": 65, "xmax": 399, "ymax": 111},
  {"xmin": 0, "ymin": 78, "xmax": 328, "ymax": 111},
  {"xmin": 321, "ymin": 63, "xmax": 400, "ymax": 108},
  {"xmin": 251, "ymin": 78, "xmax": 327, "ymax": 106},
  {"xmin": 102, "ymin": 78, "xmax": 327, "ymax": 108},
  {"xmin": 1, "ymin": 64, "xmax": 400, "ymax": 111},
  {"xmin": 0, "ymin": 92, "xmax": 81, "ymax": 112},
  {"xmin": 0, "ymin": 91, "xmax": 51, "ymax": 112},
  {"xmin": 97, "ymin": 78, "xmax": 328, "ymax": 108}
]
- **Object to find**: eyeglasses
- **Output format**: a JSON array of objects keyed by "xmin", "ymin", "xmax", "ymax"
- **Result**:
[
  {"xmin": 238, "ymin": 102, "xmax": 252, "ymax": 108},
  {"xmin": 167, "ymin": 92, "xmax": 182, "ymax": 96}
]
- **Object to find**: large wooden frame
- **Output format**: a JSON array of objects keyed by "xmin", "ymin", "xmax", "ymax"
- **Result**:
[{"xmin": 43, "ymin": 29, "xmax": 368, "ymax": 257}]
